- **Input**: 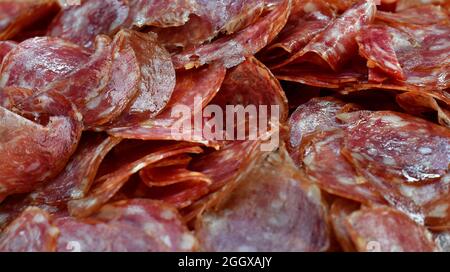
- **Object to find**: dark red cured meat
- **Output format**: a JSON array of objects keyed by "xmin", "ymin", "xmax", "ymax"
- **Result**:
[
  {"xmin": 424, "ymin": 195, "xmax": 450, "ymax": 230},
  {"xmin": 0, "ymin": 37, "xmax": 90, "ymax": 90},
  {"xmin": 68, "ymin": 144, "xmax": 203, "ymax": 217},
  {"xmin": 275, "ymin": 0, "xmax": 376, "ymax": 71},
  {"xmin": 356, "ymin": 25, "xmax": 405, "ymax": 81},
  {"xmin": 0, "ymin": 41, "xmax": 17, "ymax": 64},
  {"xmin": 345, "ymin": 206, "xmax": 437, "ymax": 252},
  {"xmin": 0, "ymin": 86, "xmax": 33, "ymax": 109},
  {"xmin": 395, "ymin": 0, "xmax": 448, "ymax": 12},
  {"xmin": 330, "ymin": 198, "xmax": 359, "ymax": 252},
  {"xmin": 82, "ymin": 30, "xmax": 140, "ymax": 128},
  {"xmin": 300, "ymin": 130, "xmax": 384, "ymax": 204},
  {"xmin": 343, "ymin": 111, "xmax": 450, "ymax": 185},
  {"xmin": 195, "ymin": 149, "xmax": 330, "ymax": 252},
  {"xmin": 211, "ymin": 56, "xmax": 289, "ymax": 123},
  {"xmin": 274, "ymin": 60, "xmax": 368, "ymax": 88},
  {"xmin": 56, "ymin": 199, "xmax": 198, "ymax": 252},
  {"xmin": 287, "ymin": 97, "xmax": 359, "ymax": 164},
  {"xmin": 172, "ymin": 0, "xmax": 291, "ymax": 69},
  {"xmin": 262, "ymin": 0, "xmax": 335, "ymax": 66},
  {"xmin": 396, "ymin": 92, "xmax": 450, "ymax": 128},
  {"xmin": 0, "ymin": 0, "xmax": 58, "ymax": 40},
  {"xmin": 104, "ymin": 30, "xmax": 175, "ymax": 128},
  {"xmin": 29, "ymin": 134, "xmax": 121, "ymax": 205},
  {"xmin": 108, "ymin": 63, "xmax": 226, "ymax": 145},
  {"xmin": 154, "ymin": 0, "xmax": 265, "ymax": 50},
  {"xmin": 342, "ymin": 111, "xmax": 450, "ymax": 221},
  {"xmin": 0, "ymin": 207, "xmax": 59, "ymax": 252},
  {"xmin": 48, "ymin": 0, "xmax": 129, "ymax": 48},
  {"xmin": 140, "ymin": 165, "xmax": 211, "ymax": 187},
  {"xmin": 127, "ymin": 0, "xmax": 196, "ymax": 28},
  {"xmin": 0, "ymin": 92, "xmax": 82, "ymax": 198},
  {"xmin": 377, "ymin": 5, "xmax": 449, "ymax": 26},
  {"xmin": 135, "ymin": 180, "xmax": 210, "ymax": 209}
]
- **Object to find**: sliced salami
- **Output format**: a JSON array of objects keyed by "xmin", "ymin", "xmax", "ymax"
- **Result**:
[
  {"xmin": 172, "ymin": 0, "xmax": 291, "ymax": 69},
  {"xmin": 0, "ymin": 0, "xmax": 57, "ymax": 40},
  {"xmin": 0, "ymin": 37, "xmax": 90, "ymax": 90},
  {"xmin": 345, "ymin": 206, "xmax": 437, "ymax": 252},
  {"xmin": 275, "ymin": 0, "xmax": 376, "ymax": 71},
  {"xmin": 29, "ymin": 134, "xmax": 121, "ymax": 205},
  {"xmin": 0, "ymin": 207, "xmax": 59, "ymax": 252},
  {"xmin": 195, "ymin": 149, "xmax": 330, "ymax": 252},
  {"xmin": 330, "ymin": 198, "xmax": 359, "ymax": 252},
  {"xmin": 68, "ymin": 143, "xmax": 203, "ymax": 217},
  {"xmin": 0, "ymin": 41, "xmax": 17, "ymax": 64},
  {"xmin": 105, "ymin": 30, "xmax": 176, "ymax": 128},
  {"xmin": 300, "ymin": 130, "xmax": 384, "ymax": 204},
  {"xmin": 0, "ymin": 92, "xmax": 82, "ymax": 198},
  {"xmin": 48, "ymin": 0, "xmax": 130, "ymax": 48},
  {"xmin": 57, "ymin": 199, "xmax": 197, "ymax": 252}
]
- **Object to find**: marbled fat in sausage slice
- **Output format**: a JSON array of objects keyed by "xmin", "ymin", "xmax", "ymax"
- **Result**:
[
  {"xmin": 196, "ymin": 149, "xmax": 330, "ymax": 252},
  {"xmin": 48, "ymin": 0, "xmax": 129, "ymax": 48}
]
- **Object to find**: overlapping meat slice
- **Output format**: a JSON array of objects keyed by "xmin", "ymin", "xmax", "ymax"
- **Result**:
[
  {"xmin": 330, "ymin": 198, "xmax": 359, "ymax": 252},
  {"xmin": 195, "ymin": 148, "xmax": 330, "ymax": 252},
  {"xmin": 67, "ymin": 142, "xmax": 203, "ymax": 217},
  {"xmin": 341, "ymin": 111, "xmax": 450, "ymax": 222},
  {"xmin": 261, "ymin": 0, "xmax": 335, "ymax": 66},
  {"xmin": 0, "ymin": 41, "xmax": 16, "ymax": 64},
  {"xmin": 108, "ymin": 63, "xmax": 225, "ymax": 145},
  {"xmin": 104, "ymin": 30, "xmax": 175, "ymax": 128},
  {"xmin": 29, "ymin": 134, "xmax": 121, "ymax": 205},
  {"xmin": 0, "ymin": 91, "xmax": 82, "ymax": 198},
  {"xmin": 127, "ymin": 0, "xmax": 196, "ymax": 28},
  {"xmin": 287, "ymin": 97, "xmax": 358, "ymax": 163},
  {"xmin": 345, "ymin": 206, "xmax": 437, "ymax": 252},
  {"xmin": 395, "ymin": 0, "xmax": 448, "ymax": 12},
  {"xmin": 48, "ymin": 0, "xmax": 130, "ymax": 48},
  {"xmin": 155, "ymin": 0, "xmax": 265, "ymax": 50},
  {"xmin": 300, "ymin": 130, "xmax": 384, "ymax": 204},
  {"xmin": 377, "ymin": 4, "xmax": 449, "ymax": 26},
  {"xmin": 0, "ymin": 0, "xmax": 58, "ymax": 40},
  {"xmin": 0, "ymin": 207, "xmax": 59, "ymax": 252},
  {"xmin": 57, "ymin": 199, "xmax": 197, "ymax": 252},
  {"xmin": 172, "ymin": 0, "xmax": 291, "ymax": 69},
  {"xmin": 274, "ymin": 0, "xmax": 376, "ymax": 71},
  {"xmin": 0, "ymin": 37, "xmax": 90, "ymax": 90}
]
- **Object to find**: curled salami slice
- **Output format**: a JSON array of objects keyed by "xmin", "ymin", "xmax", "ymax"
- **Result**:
[
  {"xmin": 377, "ymin": 5, "xmax": 449, "ymax": 26},
  {"xmin": 0, "ymin": 0, "xmax": 57, "ymax": 40},
  {"xmin": 68, "ymin": 143, "xmax": 203, "ymax": 217},
  {"xmin": 82, "ymin": 30, "xmax": 140, "ymax": 127},
  {"xmin": 0, "ymin": 37, "xmax": 90, "ymax": 90},
  {"xmin": 0, "ymin": 207, "xmax": 59, "ymax": 252},
  {"xmin": 356, "ymin": 25, "xmax": 405, "ymax": 81},
  {"xmin": 29, "ymin": 134, "xmax": 121, "ymax": 205},
  {"xmin": 300, "ymin": 130, "xmax": 384, "ymax": 204},
  {"xmin": 155, "ymin": 0, "xmax": 265, "ymax": 50},
  {"xmin": 287, "ymin": 97, "xmax": 359, "ymax": 163},
  {"xmin": 261, "ymin": 0, "xmax": 335, "ymax": 66},
  {"xmin": 330, "ymin": 198, "xmax": 359, "ymax": 252},
  {"xmin": 128, "ymin": 0, "xmax": 196, "ymax": 28},
  {"xmin": 172, "ymin": 0, "xmax": 291, "ymax": 69},
  {"xmin": 57, "ymin": 199, "xmax": 198, "ymax": 252},
  {"xmin": 108, "ymin": 63, "xmax": 226, "ymax": 144},
  {"xmin": 0, "ymin": 41, "xmax": 16, "ymax": 64},
  {"xmin": 105, "ymin": 30, "xmax": 175, "ymax": 128},
  {"xmin": 274, "ymin": 0, "xmax": 376, "ymax": 71},
  {"xmin": 341, "ymin": 111, "xmax": 450, "ymax": 221},
  {"xmin": 343, "ymin": 111, "xmax": 450, "ymax": 185},
  {"xmin": 424, "ymin": 195, "xmax": 450, "ymax": 230},
  {"xmin": 48, "ymin": 0, "xmax": 129, "ymax": 48},
  {"xmin": 0, "ymin": 92, "xmax": 82, "ymax": 198},
  {"xmin": 140, "ymin": 165, "xmax": 211, "ymax": 187},
  {"xmin": 396, "ymin": 92, "xmax": 450, "ymax": 128},
  {"xmin": 345, "ymin": 206, "xmax": 437, "ymax": 252},
  {"xmin": 195, "ymin": 148, "xmax": 330, "ymax": 252}
]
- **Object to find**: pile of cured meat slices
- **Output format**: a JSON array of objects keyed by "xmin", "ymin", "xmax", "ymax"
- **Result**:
[{"xmin": 0, "ymin": 0, "xmax": 449, "ymax": 252}]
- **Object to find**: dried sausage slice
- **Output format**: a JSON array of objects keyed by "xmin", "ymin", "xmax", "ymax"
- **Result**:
[{"xmin": 196, "ymin": 149, "xmax": 329, "ymax": 252}]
